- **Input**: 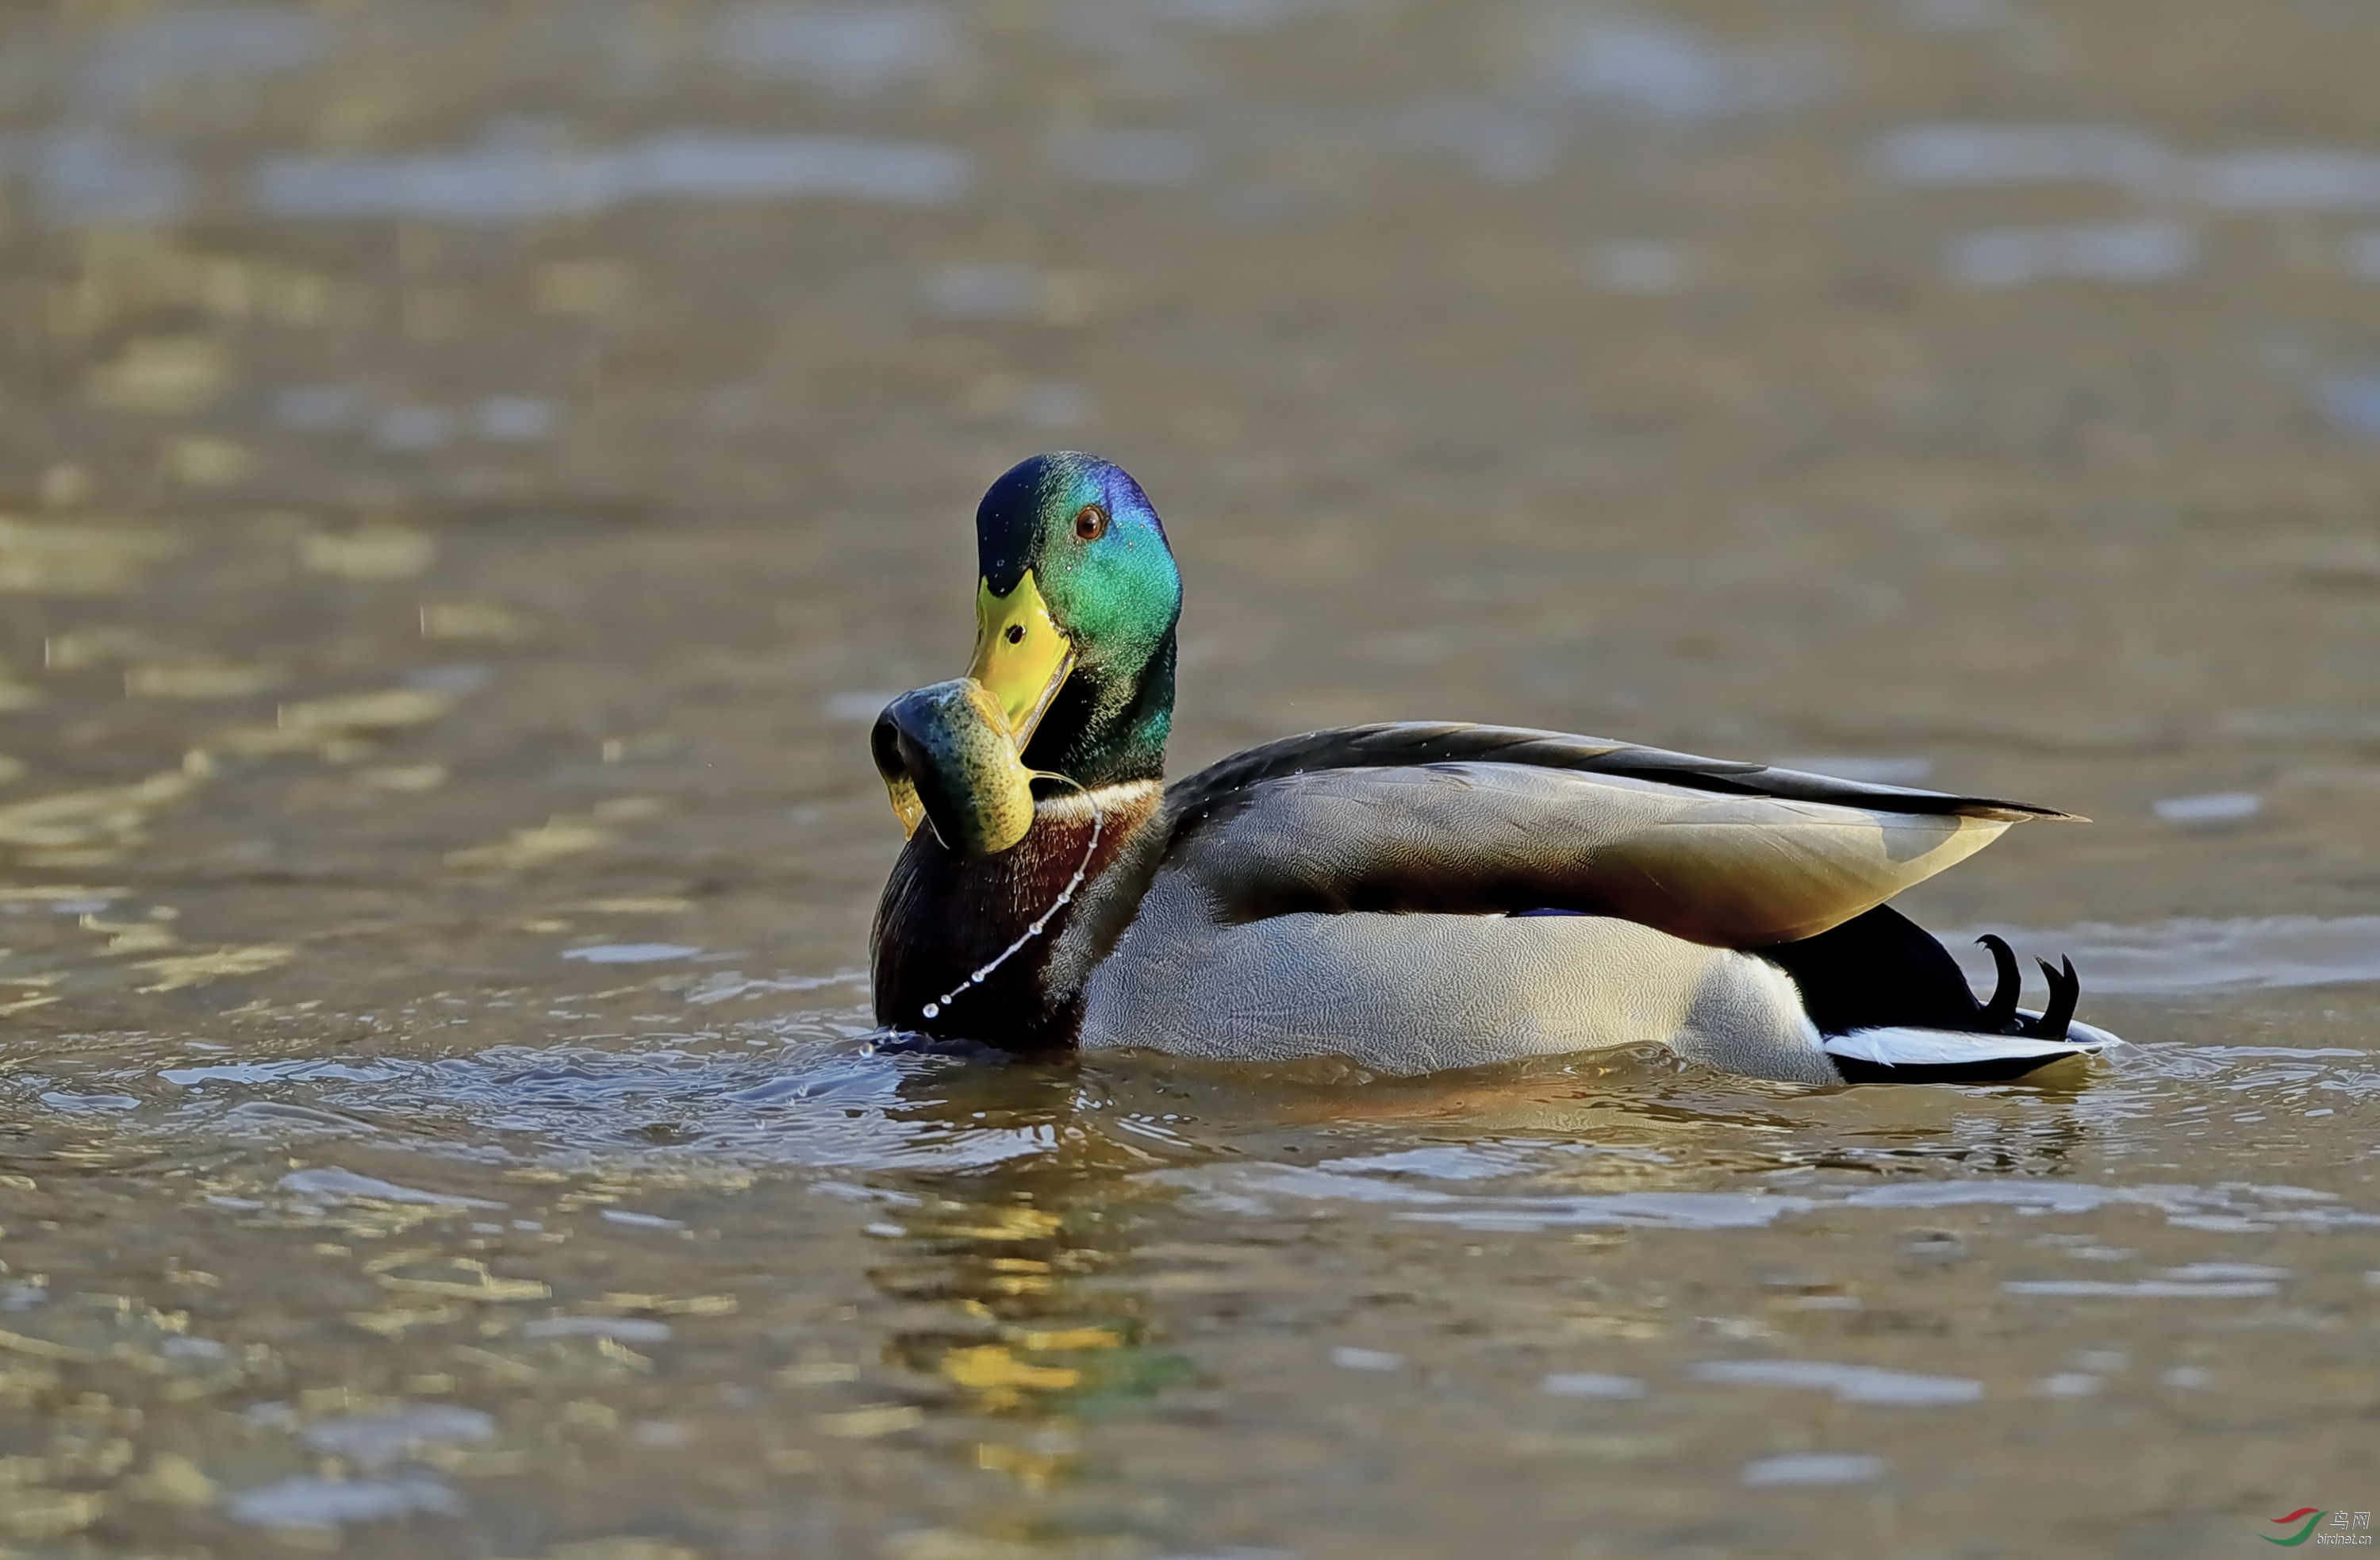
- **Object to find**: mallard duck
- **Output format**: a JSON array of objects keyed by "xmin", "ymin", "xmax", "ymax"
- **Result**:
[{"xmin": 869, "ymin": 452, "xmax": 2119, "ymax": 1084}]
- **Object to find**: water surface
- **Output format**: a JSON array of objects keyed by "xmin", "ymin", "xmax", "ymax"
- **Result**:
[{"xmin": 1, "ymin": 1, "xmax": 2377, "ymax": 1554}]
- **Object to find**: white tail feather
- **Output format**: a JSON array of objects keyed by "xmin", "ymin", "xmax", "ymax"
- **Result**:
[{"xmin": 1822, "ymin": 1011, "xmax": 2121, "ymax": 1070}]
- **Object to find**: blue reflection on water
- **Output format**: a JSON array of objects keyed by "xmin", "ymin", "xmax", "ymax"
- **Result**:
[{"xmin": 252, "ymin": 129, "xmax": 973, "ymax": 222}]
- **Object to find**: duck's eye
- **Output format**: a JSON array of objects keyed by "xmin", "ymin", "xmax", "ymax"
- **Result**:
[{"xmin": 1073, "ymin": 504, "xmax": 1109, "ymax": 541}]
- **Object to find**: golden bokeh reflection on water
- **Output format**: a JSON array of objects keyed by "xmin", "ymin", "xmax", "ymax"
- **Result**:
[{"xmin": 0, "ymin": 0, "xmax": 2378, "ymax": 1554}]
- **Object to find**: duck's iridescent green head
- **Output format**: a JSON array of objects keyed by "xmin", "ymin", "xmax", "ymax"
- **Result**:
[{"xmin": 966, "ymin": 451, "xmax": 1180, "ymax": 789}]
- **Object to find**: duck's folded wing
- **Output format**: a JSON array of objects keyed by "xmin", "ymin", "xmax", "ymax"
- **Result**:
[
  {"xmin": 1169, "ymin": 723, "xmax": 2079, "ymax": 824},
  {"xmin": 1161, "ymin": 725, "xmax": 2079, "ymax": 949}
]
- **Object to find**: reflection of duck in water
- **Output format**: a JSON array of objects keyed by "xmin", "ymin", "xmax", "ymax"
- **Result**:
[{"xmin": 869, "ymin": 453, "xmax": 2119, "ymax": 1085}]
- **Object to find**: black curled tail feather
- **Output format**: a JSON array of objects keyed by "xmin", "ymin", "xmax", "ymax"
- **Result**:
[
  {"xmin": 2026, "ymin": 955, "xmax": 2079, "ymax": 1041},
  {"xmin": 1976, "ymin": 934, "xmax": 2022, "ymax": 1031}
]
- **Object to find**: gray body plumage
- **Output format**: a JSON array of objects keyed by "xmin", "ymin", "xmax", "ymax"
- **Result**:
[{"xmin": 1080, "ymin": 890, "xmax": 1840, "ymax": 1081}]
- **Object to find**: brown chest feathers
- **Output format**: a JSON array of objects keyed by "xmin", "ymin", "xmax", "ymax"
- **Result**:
[{"xmin": 870, "ymin": 781, "xmax": 1165, "ymax": 1051}]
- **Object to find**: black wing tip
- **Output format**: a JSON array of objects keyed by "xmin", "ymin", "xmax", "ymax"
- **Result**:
[{"xmin": 1960, "ymin": 802, "xmax": 2090, "ymax": 823}]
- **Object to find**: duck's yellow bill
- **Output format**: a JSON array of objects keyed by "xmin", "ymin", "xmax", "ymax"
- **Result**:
[{"xmin": 967, "ymin": 569, "xmax": 1073, "ymax": 751}]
